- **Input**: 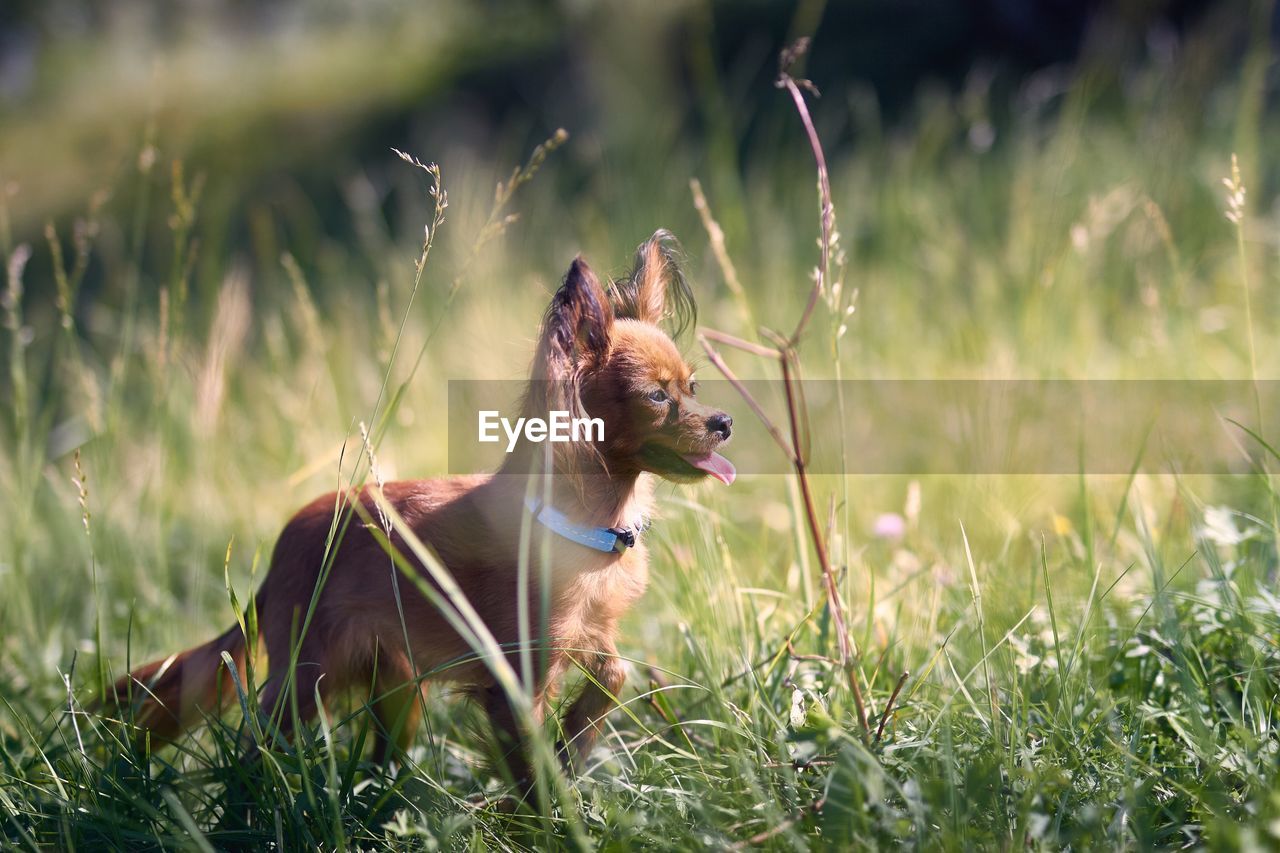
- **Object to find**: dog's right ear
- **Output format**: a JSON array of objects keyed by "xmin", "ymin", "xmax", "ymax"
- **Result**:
[
  {"xmin": 534, "ymin": 256, "xmax": 614, "ymax": 382},
  {"xmin": 613, "ymin": 229, "xmax": 696, "ymax": 337}
]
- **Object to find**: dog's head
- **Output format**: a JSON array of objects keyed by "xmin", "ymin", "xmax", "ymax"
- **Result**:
[{"xmin": 526, "ymin": 230, "xmax": 735, "ymax": 486}]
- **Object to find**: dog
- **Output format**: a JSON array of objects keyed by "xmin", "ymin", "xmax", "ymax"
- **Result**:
[{"xmin": 105, "ymin": 230, "xmax": 734, "ymax": 787}]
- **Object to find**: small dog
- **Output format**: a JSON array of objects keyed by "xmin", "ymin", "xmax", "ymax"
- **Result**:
[{"xmin": 107, "ymin": 230, "xmax": 734, "ymax": 785}]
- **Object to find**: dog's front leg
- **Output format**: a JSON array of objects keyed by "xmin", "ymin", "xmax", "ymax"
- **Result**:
[
  {"xmin": 481, "ymin": 683, "xmax": 547, "ymax": 791},
  {"xmin": 557, "ymin": 643, "xmax": 628, "ymax": 770}
]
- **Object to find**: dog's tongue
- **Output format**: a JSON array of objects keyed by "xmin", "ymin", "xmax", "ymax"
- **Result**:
[{"xmin": 682, "ymin": 451, "xmax": 736, "ymax": 485}]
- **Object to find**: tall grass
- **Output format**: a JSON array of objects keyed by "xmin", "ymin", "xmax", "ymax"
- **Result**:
[{"xmin": 3, "ymin": 27, "xmax": 1280, "ymax": 850}]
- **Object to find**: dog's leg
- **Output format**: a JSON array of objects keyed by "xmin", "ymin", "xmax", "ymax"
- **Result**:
[
  {"xmin": 558, "ymin": 643, "xmax": 627, "ymax": 769},
  {"xmin": 256, "ymin": 621, "xmax": 334, "ymax": 748},
  {"xmin": 258, "ymin": 659, "xmax": 329, "ymax": 744},
  {"xmin": 480, "ymin": 683, "xmax": 549, "ymax": 792},
  {"xmin": 370, "ymin": 658, "xmax": 422, "ymax": 765}
]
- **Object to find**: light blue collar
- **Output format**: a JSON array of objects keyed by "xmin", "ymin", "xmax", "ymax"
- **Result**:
[{"xmin": 524, "ymin": 495, "xmax": 649, "ymax": 554}]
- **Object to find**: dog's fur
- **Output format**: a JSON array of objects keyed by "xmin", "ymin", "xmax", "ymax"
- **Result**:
[{"xmin": 106, "ymin": 231, "xmax": 733, "ymax": 784}]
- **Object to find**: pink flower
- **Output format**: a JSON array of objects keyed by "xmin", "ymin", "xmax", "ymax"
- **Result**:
[{"xmin": 873, "ymin": 512, "xmax": 906, "ymax": 540}]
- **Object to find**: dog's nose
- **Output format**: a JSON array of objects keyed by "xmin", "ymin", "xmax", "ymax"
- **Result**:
[{"xmin": 707, "ymin": 413, "xmax": 733, "ymax": 439}]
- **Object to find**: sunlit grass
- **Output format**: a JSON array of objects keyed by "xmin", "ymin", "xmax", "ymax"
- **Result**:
[{"xmin": 2, "ymin": 24, "xmax": 1280, "ymax": 849}]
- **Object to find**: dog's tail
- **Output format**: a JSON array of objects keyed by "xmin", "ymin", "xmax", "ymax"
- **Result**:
[{"xmin": 102, "ymin": 622, "xmax": 249, "ymax": 742}]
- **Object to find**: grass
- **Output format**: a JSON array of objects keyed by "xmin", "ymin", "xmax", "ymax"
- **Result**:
[{"xmin": 3, "ymin": 20, "xmax": 1280, "ymax": 850}]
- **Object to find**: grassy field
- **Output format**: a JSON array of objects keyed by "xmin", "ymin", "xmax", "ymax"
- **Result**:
[{"xmin": 3, "ymin": 16, "xmax": 1280, "ymax": 851}]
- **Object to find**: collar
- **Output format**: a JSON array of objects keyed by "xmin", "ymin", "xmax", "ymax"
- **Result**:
[{"xmin": 524, "ymin": 495, "xmax": 650, "ymax": 554}]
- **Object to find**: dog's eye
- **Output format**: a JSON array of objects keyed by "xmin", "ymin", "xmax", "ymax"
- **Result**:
[
  {"xmin": 647, "ymin": 389, "xmax": 669, "ymax": 404},
  {"xmin": 688, "ymin": 381, "xmax": 699, "ymax": 396}
]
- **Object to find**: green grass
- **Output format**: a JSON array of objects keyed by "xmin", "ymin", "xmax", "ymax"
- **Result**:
[{"xmin": 4, "ymin": 21, "xmax": 1280, "ymax": 851}]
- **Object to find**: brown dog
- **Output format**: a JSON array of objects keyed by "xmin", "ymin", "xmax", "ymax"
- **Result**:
[{"xmin": 106, "ymin": 230, "xmax": 734, "ymax": 785}]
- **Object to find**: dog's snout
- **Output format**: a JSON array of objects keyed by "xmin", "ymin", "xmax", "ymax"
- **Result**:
[{"xmin": 707, "ymin": 413, "xmax": 733, "ymax": 440}]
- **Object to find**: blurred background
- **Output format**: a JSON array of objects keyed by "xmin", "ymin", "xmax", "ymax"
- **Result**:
[
  {"xmin": 3, "ymin": 0, "xmax": 1277, "ymax": 718},
  {"xmin": 0, "ymin": 0, "xmax": 1263, "ymax": 308},
  {"xmin": 4, "ymin": 2, "xmax": 1280, "ymax": 846},
  {"xmin": 3, "ymin": 0, "xmax": 1276, "ymax": 680}
]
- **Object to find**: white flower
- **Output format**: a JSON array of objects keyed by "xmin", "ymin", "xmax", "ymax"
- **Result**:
[{"xmin": 1199, "ymin": 505, "xmax": 1258, "ymax": 547}]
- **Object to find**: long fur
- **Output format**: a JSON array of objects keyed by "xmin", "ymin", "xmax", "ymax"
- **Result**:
[{"xmin": 611, "ymin": 229, "xmax": 696, "ymax": 336}]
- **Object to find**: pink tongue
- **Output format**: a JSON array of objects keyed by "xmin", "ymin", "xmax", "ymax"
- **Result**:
[{"xmin": 682, "ymin": 451, "xmax": 737, "ymax": 485}]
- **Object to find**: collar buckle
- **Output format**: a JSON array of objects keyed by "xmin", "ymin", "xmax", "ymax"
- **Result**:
[{"xmin": 608, "ymin": 526, "xmax": 636, "ymax": 553}]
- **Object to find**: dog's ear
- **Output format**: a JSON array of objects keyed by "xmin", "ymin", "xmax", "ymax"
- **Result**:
[
  {"xmin": 613, "ymin": 229, "xmax": 696, "ymax": 336},
  {"xmin": 534, "ymin": 255, "xmax": 614, "ymax": 382},
  {"xmin": 521, "ymin": 257, "xmax": 612, "ymax": 479}
]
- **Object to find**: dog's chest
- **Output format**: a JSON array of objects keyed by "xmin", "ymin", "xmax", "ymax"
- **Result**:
[{"xmin": 550, "ymin": 545, "xmax": 650, "ymax": 637}]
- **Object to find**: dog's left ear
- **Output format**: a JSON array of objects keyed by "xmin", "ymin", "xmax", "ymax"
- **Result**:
[
  {"xmin": 534, "ymin": 255, "xmax": 614, "ymax": 382},
  {"xmin": 614, "ymin": 229, "xmax": 696, "ymax": 336}
]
